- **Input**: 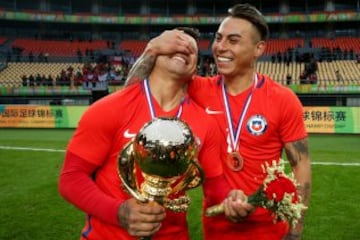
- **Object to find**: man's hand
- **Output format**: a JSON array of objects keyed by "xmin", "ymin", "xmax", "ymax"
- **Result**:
[
  {"xmin": 125, "ymin": 29, "xmax": 197, "ymax": 86},
  {"xmin": 118, "ymin": 198, "xmax": 166, "ymax": 237},
  {"xmin": 146, "ymin": 29, "xmax": 197, "ymax": 57},
  {"xmin": 223, "ymin": 189, "xmax": 255, "ymax": 223}
]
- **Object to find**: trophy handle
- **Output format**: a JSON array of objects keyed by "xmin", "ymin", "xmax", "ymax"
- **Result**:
[
  {"xmin": 171, "ymin": 159, "xmax": 204, "ymax": 193},
  {"xmin": 118, "ymin": 142, "xmax": 147, "ymax": 202}
]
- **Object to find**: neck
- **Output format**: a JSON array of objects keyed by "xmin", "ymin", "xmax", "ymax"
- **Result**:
[
  {"xmin": 147, "ymin": 74, "xmax": 186, "ymax": 112},
  {"xmin": 223, "ymin": 72, "xmax": 256, "ymax": 95}
]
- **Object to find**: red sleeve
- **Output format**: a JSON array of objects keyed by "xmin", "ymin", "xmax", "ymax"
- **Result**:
[
  {"xmin": 58, "ymin": 151, "xmax": 125, "ymax": 226},
  {"xmin": 188, "ymin": 75, "xmax": 215, "ymax": 108},
  {"xmin": 279, "ymin": 88, "xmax": 308, "ymax": 142},
  {"xmin": 202, "ymin": 174, "xmax": 231, "ymax": 208}
]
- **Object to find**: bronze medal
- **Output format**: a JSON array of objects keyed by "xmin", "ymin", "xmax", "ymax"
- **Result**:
[
  {"xmin": 222, "ymin": 75, "xmax": 257, "ymax": 173},
  {"xmin": 227, "ymin": 152, "xmax": 243, "ymax": 171}
]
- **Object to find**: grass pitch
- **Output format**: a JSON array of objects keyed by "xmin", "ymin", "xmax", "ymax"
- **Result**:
[{"xmin": 0, "ymin": 129, "xmax": 359, "ymax": 239}]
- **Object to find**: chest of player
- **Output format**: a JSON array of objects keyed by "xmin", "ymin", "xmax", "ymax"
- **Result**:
[
  {"xmin": 118, "ymin": 104, "xmax": 208, "ymax": 154},
  {"xmin": 205, "ymin": 88, "xmax": 283, "ymax": 148}
]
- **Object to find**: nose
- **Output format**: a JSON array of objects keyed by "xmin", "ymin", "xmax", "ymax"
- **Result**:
[{"xmin": 213, "ymin": 40, "xmax": 227, "ymax": 52}]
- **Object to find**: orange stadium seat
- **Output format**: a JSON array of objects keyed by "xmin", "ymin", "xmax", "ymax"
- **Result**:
[
  {"xmin": 118, "ymin": 40, "xmax": 148, "ymax": 57},
  {"xmin": 118, "ymin": 39, "xmax": 210, "ymax": 57},
  {"xmin": 265, "ymin": 38, "xmax": 304, "ymax": 56},
  {"xmin": 11, "ymin": 38, "xmax": 108, "ymax": 56},
  {"xmin": 0, "ymin": 37, "xmax": 7, "ymax": 45},
  {"xmin": 311, "ymin": 37, "xmax": 360, "ymax": 52},
  {"xmin": 198, "ymin": 39, "xmax": 211, "ymax": 51}
]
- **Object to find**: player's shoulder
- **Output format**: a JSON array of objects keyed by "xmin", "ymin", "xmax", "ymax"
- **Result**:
[
  {"xmin": 260, "ymin": 73, "xmax": 296, "ymax": 98},
  {"xmin": 191, "ymin": 75, "xmax": 221, "ymax": 88}
]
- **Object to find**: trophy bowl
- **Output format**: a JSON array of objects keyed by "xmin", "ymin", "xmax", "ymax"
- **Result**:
[{"xmin": 118, "ymin": 117, "xmax": 204, "ymax": 212}]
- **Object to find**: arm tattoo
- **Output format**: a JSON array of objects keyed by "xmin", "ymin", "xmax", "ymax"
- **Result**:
[
  {"xmin": 284, "ymin": 139, "xmax": 311, "ymax": 238},
  {"xmin": 297, "ymin": 182, "xmax": 311, "ymax": 205},
  {"xmin": 285, "ymin": 138, "xmax": 309, "ymax": 167},
  {"xmin": 285, "ymin": 233, "xmax": 302, "ymax": 240},
  {"xmin": 125, "ymin": 54, "xmax": 156, "ymax": 86},
  {"xmin": 285, "ymin": 138, "xmax": 311, "ymax": 204},
  {"xmin": 118, "ymin": 201, "xmax": 131, "ymax": 228}
]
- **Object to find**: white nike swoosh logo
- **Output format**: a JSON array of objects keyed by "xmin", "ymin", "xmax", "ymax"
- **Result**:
[
  {"xmin": 205, "ymin": 107, "xmax": 223, "ymax": 115},
  {"xmin": 123, "ymin": 129, "xmax": 136, "ymax": 138}
]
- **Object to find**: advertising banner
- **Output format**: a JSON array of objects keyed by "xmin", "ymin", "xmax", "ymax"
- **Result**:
[
  {"xmin": 303, "ymin": 106, "xmax": 360, "ymax": 133},
  {"xmin": 1, "ymin": 105, "xmax": 359, "ymax": 133},
  {"xmin": 0, "ymin": 105, "xmax": 86, "ymax": 128}
]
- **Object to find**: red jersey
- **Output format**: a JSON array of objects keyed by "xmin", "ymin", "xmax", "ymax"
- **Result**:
[
  {"xmin": 66, "ymin": 81, "xmax": 223, "ymax": 240},
  {"xmin": 189, "ymin": 74, "xmax": 307, "ymax": 240}
]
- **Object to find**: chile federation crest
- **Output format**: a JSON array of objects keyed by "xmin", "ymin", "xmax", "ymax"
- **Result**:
[{"xmin": 246, "ymin": 114, "xmax": 267, "ymax": 136}]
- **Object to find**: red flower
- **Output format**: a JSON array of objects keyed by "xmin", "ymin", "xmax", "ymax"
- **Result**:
[
  {"xmin": 246, "ymin": 160, "xmax": 307, "ymax": 227},
  {"xmin": 264, "ymin": 175, "xmax": 299, "ymax": 203}
]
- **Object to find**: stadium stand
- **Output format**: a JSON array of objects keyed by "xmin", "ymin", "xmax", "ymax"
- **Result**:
[
  {"xmin": 12, "ymin": 38, "xmax": 107, "ymax": 57},
  {"xmin": 311, "ymin": 37, "xmax": 360, "ymax": 53},
  {"xmin": 0, "ymin": 0, "xmax": 359, "ymax": 106},
  {"xmin": 118, "ymin": 39, "xmax": 211, "ymax": 57},
  {"xmin": 316, "ymin": 60, "xmax": 360, "ymax": 84},
  {"xmin": 0, "ymin": 37, "xmax": 7, "ymax": 45},
  {"xmin": 0, "ymin": 62, "xmax": 84, "ymax": 87},
  {"xmin": 265, "ymin": 38, "xmax": 304, "ymax": 56},
  {"xmin": 256, "ymin": 61, "xmax": 305, "ymax": 85},
  {"xmin": 118, "ymin": 40, "xmax": 148, "ymax": 57}
]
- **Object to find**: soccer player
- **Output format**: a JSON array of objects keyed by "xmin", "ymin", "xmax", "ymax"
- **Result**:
[
  {"xmin": 58, "ymin": 27, "xmax": 229, "ymax": 239},
  {"xmin": 125, "ymin": 4, "xmax": 312, "ymax": 240}
]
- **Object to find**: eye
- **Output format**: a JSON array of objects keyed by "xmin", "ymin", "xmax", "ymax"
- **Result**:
[
  {"xmin": 229, "ymin": 38, "xmax": 239, "ymax": 44},
  {"xmin": 214, "ymin": 35, "xmax": 222, "ymax": 42}
]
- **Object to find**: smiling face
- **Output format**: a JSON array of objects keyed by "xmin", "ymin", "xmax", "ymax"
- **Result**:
[
  {"xmin": 155, "ymin": 34, "xmax": 198, "ymax": 80},
  {"xmin": 212, "ymin": 17, "xmax": 266, "ymax": 79}
]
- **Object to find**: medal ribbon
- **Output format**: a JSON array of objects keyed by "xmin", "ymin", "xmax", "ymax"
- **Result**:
[
  {"xmin": 222, "ymin": 74, "xmax": 258, "ymax": 152},
  {"xmin": 144, "ymin": 79, "xmax": 183, "ymax": 119}
]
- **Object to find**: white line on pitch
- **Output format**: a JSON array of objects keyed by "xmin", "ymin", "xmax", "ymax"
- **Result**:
[
  {"xmin": 0, "ymin": 145, "xmax": 65, "ymax": 152},
  {"xmin": 311, "ymin": 162, "xmax": 360, "ymax": 166},
  {"xmin": 1, "ymin": 146, "xmax": 360, "ymax": 166}
]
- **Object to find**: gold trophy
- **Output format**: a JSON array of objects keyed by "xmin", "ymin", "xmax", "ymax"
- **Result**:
[{"xmin": 118, "ymin": 117, "xmax": 204, "ymax": 238}]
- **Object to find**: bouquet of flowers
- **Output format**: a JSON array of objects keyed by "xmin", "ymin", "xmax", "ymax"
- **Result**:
[
  {"xmin": 248, "ymin": 159, "xmax": 307, "ymax": 227},
  {"xmin": 205, "ymin": 159, "xmax": 307, "ymax": 228}
]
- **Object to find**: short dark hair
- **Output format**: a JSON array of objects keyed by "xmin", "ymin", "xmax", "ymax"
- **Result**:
[
  {"xmin": 228, "ymin": 3, "xmax": 269, "ymax": 41},
  {"xmin": 176, "ymin": 27, "xmax": 200, "ymax": 41}
]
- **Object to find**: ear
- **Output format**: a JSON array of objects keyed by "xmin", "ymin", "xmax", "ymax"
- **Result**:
[{"xmin": 255, "ymin": 41, "xmax": 266, "ymax": 58}]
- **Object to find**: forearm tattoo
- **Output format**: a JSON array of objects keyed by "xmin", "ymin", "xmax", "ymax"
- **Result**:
[
  {"xmin": 297, "ymin": 182, "xmax": 311, "ymax": 205},
  {"xmin": 285, "ymin": 233, "xmax": 302, "ymax": 240},
  {"xmin": 285, "ymin": 138, "xmax": 311, "ymax": 205},
  {"xmin": 125, "ymin": 54, "xmax": 156, "ymax": 86},
  {"xmin": 285, "ymin": 139, "xmax": 309, "ymax": 167},
  {"xmin": 118, "ymin": 201, "xmax": 131, "ymax": 228}
]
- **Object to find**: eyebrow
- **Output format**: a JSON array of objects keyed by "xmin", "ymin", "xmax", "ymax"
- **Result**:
[{"xmin": 215, "ymin": 32, "xmax": 242, "ymax": 39}]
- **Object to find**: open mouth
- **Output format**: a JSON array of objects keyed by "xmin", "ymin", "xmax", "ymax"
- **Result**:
[
  {"xmin": 217, "ymin": 56, "xmax": 232, "ymax": 62},
  {"xmin": 172, "ymin": 54, "xmax": 188, "ymax": 64}
]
